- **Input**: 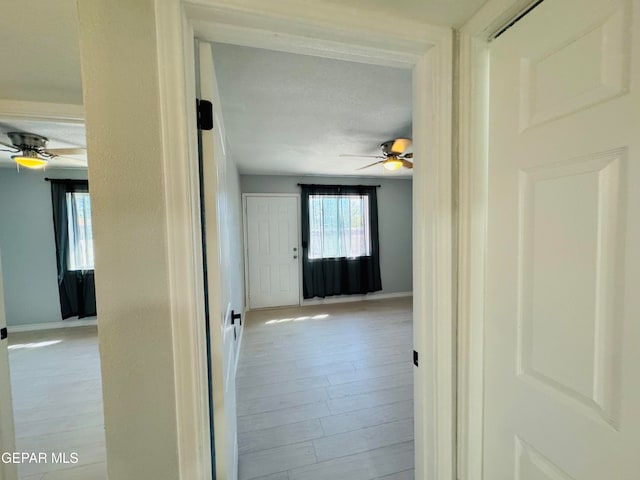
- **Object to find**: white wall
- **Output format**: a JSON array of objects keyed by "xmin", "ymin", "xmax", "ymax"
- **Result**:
[
  {"xmin": 0, "ymin": 167, "xmax": 88, "ymax": 326},
  {"xmin": 240, "ymin": 174, "xmax": 413, "ymax": 295},
  {"xmin": 77, "ymin": 1, "xmax": 182, "ymax": 478}
]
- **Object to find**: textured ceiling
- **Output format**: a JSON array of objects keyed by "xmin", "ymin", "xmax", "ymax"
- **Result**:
[
  {"xmin": 0, "ymin": 120, "xmax": 87, "ymax": 170},
  {"xmin": 212, "ymin": 44, "xmax": 413, "ymax": 177}
]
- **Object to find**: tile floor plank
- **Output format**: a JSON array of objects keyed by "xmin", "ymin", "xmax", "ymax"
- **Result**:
[
  {"xmin": 320, "ymin": 400, "xmax": 414, "ymax": 436},
  {"xmin": 326, "ymin": 384, "xmax": 413, "ymax": 415},
  {"xmin": 325, "ymin": 372, "xmax": 413, "ymax": 399},
  {"xmin": 237, "ymin": 388, "xmax": 329, "ymax": 416},
  {"xmin": 250, "ymin": 473, "xmax": 290, "ymax": 480},
  {"xmin": 377, "ymin": 469, "xmax": 414, "ymax": 479},
  {"xmin": 327, "ymin": 361, "xmax": 411, "ymax": 385},
  {"xmin": 236, "ymin": 375, "xmax": 330, "ymax": 401},
  {"xmin": 287, "ymin": 441, "xmax": 414, "ymax": 480},
  {"xmin": 312, "ymin": 418, "xmax": 413, "ymax": 462},
  {"xmin": 239, "ymin": 419, "xmax": 324, "ymax": 454},
  {"xmin": 238, "ymin": 442, "xmax": 317, "ymax": 480},
  {"xmin": 238, "ymin": 401, "xmax": 332, "ymax": 433}
]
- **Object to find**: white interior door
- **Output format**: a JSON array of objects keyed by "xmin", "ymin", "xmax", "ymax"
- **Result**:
[
  {"xmin": 0, "ymin": 252, "xmax": 18, "ymax": 480},
  {"xmin": 484, "ymin": 0, "xmax": 640, "ymax": 478},
  {"xmin": 245, "ymin": 195, "xmax": 300, "ymax": 309},
  {"xmin": 199, "ymin": 41, "xmax": 239, "ymax": 480}
]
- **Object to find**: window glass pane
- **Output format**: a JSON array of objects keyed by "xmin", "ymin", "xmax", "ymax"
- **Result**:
[
  {"xmin": 308, "ymin": 194, "xmax": 370, "ymax": 259},
  {"xmin": 66, "ymin": 192, "xmax": 95, "ymax": 270}
]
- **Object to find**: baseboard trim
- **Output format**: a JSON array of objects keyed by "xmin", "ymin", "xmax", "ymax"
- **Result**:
[
  {"xmin": 7, "ymin": 317, "xmax": 98, "ymax": 333},
  {"xmin": 301, "ymin": 291, "xmax": 413, "ymax": 307}
]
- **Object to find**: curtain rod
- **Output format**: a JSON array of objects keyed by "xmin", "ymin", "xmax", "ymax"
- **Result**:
[
  {"xmin": 297, "ymin": 183, "xmax": 380, "ymax": 187},
  {"xmin": 44, "ymin": 178, "xmax": 88, "ymax": 182}
]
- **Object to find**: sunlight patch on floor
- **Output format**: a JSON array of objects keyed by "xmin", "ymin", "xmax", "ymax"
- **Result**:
[
  {"xmin": 8, "ymin": 340, "xmax": 62, "ymax": 350},
  {"xmin": 265, "ymin": 313, "xmax": 329, "ymax": 325}
]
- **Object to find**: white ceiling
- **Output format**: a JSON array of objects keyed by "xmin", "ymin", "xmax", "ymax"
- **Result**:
[
  {"xmin": 212, "ymin": 44, "xmax": 413, "ymax": 177},
  {"xmin": 0, "ymin": 0, "xmax": 83, "ymax": 105}
]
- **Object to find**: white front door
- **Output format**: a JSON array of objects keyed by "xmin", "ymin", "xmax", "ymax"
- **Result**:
[
  {"xmin": 0, "ymin": 253, "xmax": 17, "ymax": 480},
  {"xmin": 245, "ymin": 195, "xmax": 300, "ymax": 309},
  {"xmin": 484, "ymin": 0, "xmax": 640, "ymax": 478}
]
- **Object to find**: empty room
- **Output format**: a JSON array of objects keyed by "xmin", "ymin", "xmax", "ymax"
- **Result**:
[
  {"xmin": 0, "ymin": 123, "xmax": 107, "ymax": 479},
  {"xmin": 205, "ymin": 43, "xmax": 415, "ymax": 479}
]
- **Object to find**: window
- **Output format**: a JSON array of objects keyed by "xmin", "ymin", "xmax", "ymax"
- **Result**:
[
  {"xmin": 308, "ymin": 194, "xmax": 371, "ymax": 259},
  {"xmin": 66, "ymin": 192, "xmax": 95, "ymax": 270},
  {"xmin": 301, "ymin": 184, "xmax": 381, "ymax": 298}
]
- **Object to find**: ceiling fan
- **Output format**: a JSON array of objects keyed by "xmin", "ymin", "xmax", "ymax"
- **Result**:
[
  {"xmin": 0, "ymin": 131, "xmax": 86, "ymax": 170},
  {"xmin": 340, "ymin": 138, "xmax": 413, "ymax": 171}
]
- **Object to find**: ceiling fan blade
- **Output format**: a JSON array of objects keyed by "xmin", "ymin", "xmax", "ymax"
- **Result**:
[
  {"xmin": 55, "ymin": 156, "xmax": 88, "ymax": 165},
  {"xmin": 47, "ymin": 147, "xmax": 86, "ymax": 156},
  {"xmin": 357, "ymin": 160, "xmax": 385, "ymax": 170},
  {"xmin": 401, "ymin": 159, "xmax": 413, "ymax": 169},
  {"xmin": 339, "ymin": 154, "xmax": 385, "ymax": 159},
  {"xmin": 390, "ymin": 138, "xmax": 412, "ymax": 155},
  {"xmin": 0, "ymin": 141, "xmax": 19, "ymax": 152},
  {"xmin": 401, "ymin": 152, "xmax": 413, "ymax": 159}
]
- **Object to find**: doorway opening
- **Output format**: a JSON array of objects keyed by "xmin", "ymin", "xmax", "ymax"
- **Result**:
[
  {"xmin": 0, "ymin": 118, "xmax": 107, "ymax": 480},
  {"xmin": 211, "ymin": 44, "xmax": 416, "ymax": 478},
  {"xmin": 187, "ymin": 0, "xmax": 454, "ymax": 469}
]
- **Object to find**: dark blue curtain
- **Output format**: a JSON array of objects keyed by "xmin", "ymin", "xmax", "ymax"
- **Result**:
[
  {"xmin": 300, "ymin": 184, "xmax": 382, "ymax": 299},
  {"xmin": 50, "ymin": 179, "xmax": 97, "ymax": 319}
]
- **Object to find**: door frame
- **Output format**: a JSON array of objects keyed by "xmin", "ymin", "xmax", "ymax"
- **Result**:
[
  {"xmin": 155, "ymin": 1, "xmax": 454, "ymax": 478},
  {"xmin": 456, "ymin": 1, "xmax": 544, "ymax": 479},
  {"xmin": 242, "ymin": 193, "xmax": 302, "ymax": 310}
]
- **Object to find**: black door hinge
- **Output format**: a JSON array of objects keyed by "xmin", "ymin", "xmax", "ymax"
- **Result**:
[
  {"xmin": 413, "ymin": 350, "xmax": 419, "ymax": 367},
  {"xmin": 0, "ymin": 327, "xmax": 7, "ymax": 340},
  {"xmin": 196, "ymin": 99, "xmax": 213, "ymax": 131}
]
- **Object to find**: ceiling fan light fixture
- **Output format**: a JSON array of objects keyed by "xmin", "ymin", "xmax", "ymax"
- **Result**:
[
  {"xmin": 383, "ymin": 158, "xmax": 403, "ymax": 171},
  {"xmin": 12, "ymin": 151, "xmax": 48, "ymax": 170}
]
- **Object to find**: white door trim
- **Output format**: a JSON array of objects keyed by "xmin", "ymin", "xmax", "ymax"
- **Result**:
[
  {"xmin": 457, "ymin": 2, "xmax": 542, "ymax": 479},
  {"xmin": 153, "ymin": 3, "xmax": 213, "ymax": 479},
  {"xmin": 156, "ymin": 1, "xmax": 454, "ymax": 478},
  {"xmin": 242, "ymin": 193, "xmax": 302, "ymax": 310}
]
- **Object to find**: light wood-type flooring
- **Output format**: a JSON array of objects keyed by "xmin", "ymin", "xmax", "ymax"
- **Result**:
[
  {"xmin": 8, "ymin": 326, "xmax": 107, "ymax": 480},
  {"xmin": 6, "ymin": 297, "xmax": 412, "ymax": 480},
  {"xmin": 237, "ymin": 297, "xmax": 414, "ymax": 480}
]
